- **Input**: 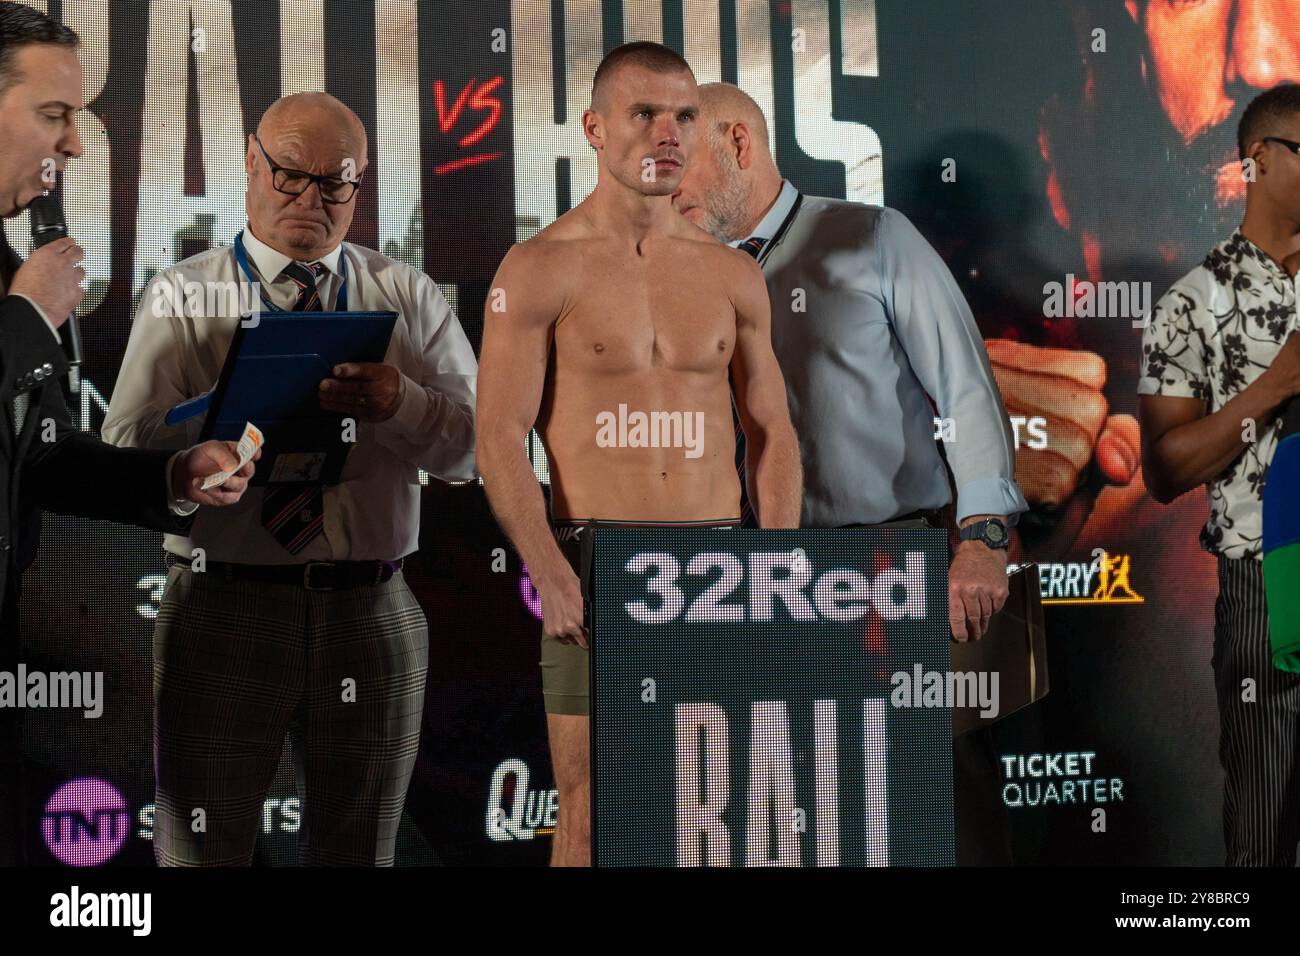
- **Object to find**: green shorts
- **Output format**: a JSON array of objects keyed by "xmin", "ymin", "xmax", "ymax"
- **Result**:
[
  {"xmin": 539, "ymin": 529, "xmax": 590, "ymax": 716},
  {"xmin": 539, "ymin": 520, "xmax": 739, "ymax": 717}
]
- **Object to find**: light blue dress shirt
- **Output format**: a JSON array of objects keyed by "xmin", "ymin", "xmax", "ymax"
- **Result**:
[{"xmin": 735, "ymin": 180, "xmax": 1028, "ymax": 528}]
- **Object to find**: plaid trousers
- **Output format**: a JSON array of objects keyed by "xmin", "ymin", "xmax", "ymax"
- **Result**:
[{"xmin": 152, "ymin": 563, "xmax": 428, "ymax": 866}]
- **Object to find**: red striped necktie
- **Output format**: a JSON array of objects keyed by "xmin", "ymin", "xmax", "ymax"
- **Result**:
[
  {"xmin": 281, "ymin": 259, "xmax": 326, "ymax": 312},
  {"xmin": 260, "ymin": 260, "xmax": 327, "ymax": 553}
]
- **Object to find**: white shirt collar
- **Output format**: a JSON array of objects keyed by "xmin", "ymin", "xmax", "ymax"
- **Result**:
[
  {"xmin": 727, "ymin": 179, "xmax": 799, "ymax": 248},
  {"xmin": 241, "ymin": 222, "xmax": 344, "ymax": 281}
]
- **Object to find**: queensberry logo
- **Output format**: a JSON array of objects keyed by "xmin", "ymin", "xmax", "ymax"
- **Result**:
[
  {"xmin": 1038, "ymin": 550, "xmax": 1144, "ymax": 606},
  {"xmin": 622, "ymin": 551, "xmax": 926, "ymax": 624},
  {"xmin": 486, "ymin": 759, "xmax": 557, "ymax": 842}
]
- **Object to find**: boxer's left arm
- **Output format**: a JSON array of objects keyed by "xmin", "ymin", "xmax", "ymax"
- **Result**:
[{"xmin": 729, "ymin": 250, "xmax": 802, "ymax": 528}]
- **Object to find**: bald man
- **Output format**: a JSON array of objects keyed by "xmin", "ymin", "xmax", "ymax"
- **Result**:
[
  {"xmin": 104, "ymin": 92, "xmax": 478, "ymax": 866},
  {"xmin": 673, "ymin": 83, "xmax": 1029, "ymax": 864},
  {"xmin": 478, "ymin": 44, "xmax": 801, "ymax": 866}
]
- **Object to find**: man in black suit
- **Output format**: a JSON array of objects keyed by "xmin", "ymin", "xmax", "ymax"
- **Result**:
[{"xmin": 0, "ymin": 3, "xmax": 257, "ymax": 865}]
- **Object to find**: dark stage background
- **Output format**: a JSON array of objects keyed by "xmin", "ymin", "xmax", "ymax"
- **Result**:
[{"xmin": 9, "ymin": 0, "xmax": 1247, "ymax": 864}]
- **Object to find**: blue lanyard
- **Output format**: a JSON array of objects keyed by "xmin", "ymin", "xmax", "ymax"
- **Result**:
[{"xmin": 233, "ymin": 229, "xmax": 348, "ymax": 312}]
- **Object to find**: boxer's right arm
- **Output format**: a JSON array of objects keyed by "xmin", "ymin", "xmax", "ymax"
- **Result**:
[{"xmin": 477, "ymin": 243, "xmax": 587, "ymax": 645}]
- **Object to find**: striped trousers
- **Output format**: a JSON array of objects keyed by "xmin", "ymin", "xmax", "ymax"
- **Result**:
[
  {"xmin": 1213, "ymin": 556, "xmax": 1300, "ymax": 866},
  {"xmin": 152, "ymin": 564, "xmax": 428, "ymax": 866}
]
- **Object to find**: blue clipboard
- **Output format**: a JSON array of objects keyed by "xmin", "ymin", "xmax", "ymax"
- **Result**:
[{"xmin": 169, "ymin": 310, "xmax": 398, "ymax": 486}]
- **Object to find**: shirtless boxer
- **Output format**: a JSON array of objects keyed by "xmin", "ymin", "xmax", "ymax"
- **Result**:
[{"xmin": 476, "ymin": 42, "xmax": 802, "ymax": 866}]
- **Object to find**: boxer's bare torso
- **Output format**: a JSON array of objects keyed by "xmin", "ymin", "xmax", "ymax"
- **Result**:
[{"xmin": 523, "ymin": 202, "xmax": 751, "ymax": 521}]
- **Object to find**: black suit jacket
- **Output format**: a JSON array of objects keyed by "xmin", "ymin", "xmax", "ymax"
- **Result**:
[
  {"xmin": 0, "ymin": 227, "xmax": 191, "ymax": 621},
  {"xmin": 1, "ymin": 226, "xmax": 192, "ymax": 864}
]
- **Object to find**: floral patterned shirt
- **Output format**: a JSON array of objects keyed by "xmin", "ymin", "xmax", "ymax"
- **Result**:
[{"xmin": 1138, "ymin": 230, "xmax": 1297, "ymax": 560}]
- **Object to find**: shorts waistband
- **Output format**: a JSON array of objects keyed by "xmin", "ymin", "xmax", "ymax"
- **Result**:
[{"xmin": 552, "ymin": 518, "xmax": 741, "ymax": 541}]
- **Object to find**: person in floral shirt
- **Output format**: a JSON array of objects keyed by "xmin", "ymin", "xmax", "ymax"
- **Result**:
[{"xmin": 1139, "ymin": 83, "xmax": 1300, "ymax": 866}]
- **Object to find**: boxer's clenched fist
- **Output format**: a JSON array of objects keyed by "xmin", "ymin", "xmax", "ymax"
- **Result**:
[
  {"xmin": 536, "ymin": 566, "xmax": 588, "ymax": 649},
  {"xmin": 985, "ymin": 339, "xmax": 1140, "ymax": 507}
]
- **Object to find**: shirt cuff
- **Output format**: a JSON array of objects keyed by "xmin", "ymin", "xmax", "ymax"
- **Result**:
[
  {"xmin": 165, "ymin": 449, "xmax": 200, "ymax": 516},
  {"xmin": 955, "ymin": 477, "xmax": 1029, "ymax": 527},
  {"xmin": 381, "ymin": 372, "xmax": 430, "ymax": 437},
  {"xmin": 11, "ymin": 294, "xmax": 62, "ymax": 342}
]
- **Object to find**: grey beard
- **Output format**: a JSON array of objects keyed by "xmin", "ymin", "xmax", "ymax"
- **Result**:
[{"xmin": 701, "ymin": 147, "xmax": 754, "ymax": 242}]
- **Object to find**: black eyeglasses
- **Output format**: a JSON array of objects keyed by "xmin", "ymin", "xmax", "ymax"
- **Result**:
[
  {"xmin": 1263, "ymin": 136, "xmax": 1300, "ymax": 156},
  {"xmin": 254, "ymin": 134, "xmax": 363, "ymax": 204}
]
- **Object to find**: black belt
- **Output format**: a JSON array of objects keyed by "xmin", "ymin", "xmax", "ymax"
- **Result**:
[
  {"xmin": 165, "ymin": 552, "xmax": 403, "ymax": 591},
  {"xmin": 840, "ymin": 507, "xmax": 944, "ymax": 529}
]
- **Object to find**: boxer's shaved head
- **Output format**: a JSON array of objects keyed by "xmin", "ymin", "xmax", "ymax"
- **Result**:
[
  {"xmin": 584, "ymin": 42, "xmax": 698, "ymax": 198},
  {"xmin": 590, "ymin": 41, "xmax": 692, "ymax": 114}
]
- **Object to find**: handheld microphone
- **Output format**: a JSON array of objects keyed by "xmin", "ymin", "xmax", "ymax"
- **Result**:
[{"xmin": 28, "ymin": 192, "xmax": 82, "ymax": 394}]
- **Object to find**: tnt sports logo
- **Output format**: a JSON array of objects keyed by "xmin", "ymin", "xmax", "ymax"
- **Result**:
[
  {"xmin": 486, "ymin": 759, "xmax": 557, "ymax": 841},
  {"xmin": 41, "ymin": 777, "xmax": 131, "ymax": 867},
  {"xmin": 1038, "ymin": 551, "xmax": 1144, "ymax": 606}
]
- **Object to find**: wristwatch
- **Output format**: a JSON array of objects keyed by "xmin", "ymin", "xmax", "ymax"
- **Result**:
[{"xmin": 958, "ymin": 517, "xmax": 1010, "ymax": 550}]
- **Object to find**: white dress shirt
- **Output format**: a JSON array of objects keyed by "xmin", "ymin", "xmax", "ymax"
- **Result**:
[{"xmin": 103, "ymin": 224, "xmax": 478, "ymax": 563}]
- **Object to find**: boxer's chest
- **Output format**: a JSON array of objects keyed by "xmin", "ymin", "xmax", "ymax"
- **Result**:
[{"xmin": 556, "ymin": 247, "xmax": 736, "ymax": 375}]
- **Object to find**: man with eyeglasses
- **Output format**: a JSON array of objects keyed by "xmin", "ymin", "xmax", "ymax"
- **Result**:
[
  {"xmin": 1139, "ymin": 83, "xmax": 1300, "ymax": 866},
  {"xmin": 102, "ymin": 91, "xmax": 478, "ymax": 866}
]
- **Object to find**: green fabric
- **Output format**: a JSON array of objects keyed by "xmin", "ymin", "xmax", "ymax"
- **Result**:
[
  {"xmin": 539, "ymin": 532, "xmax": 589, "ymax": 715},
  {"xmin": 540, "ymin": 631, "xmax": 590, "ymax": 715},
  {"xmin": 1264, "ymin": 544, "xmax": 1300, "ymax": 673}
]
